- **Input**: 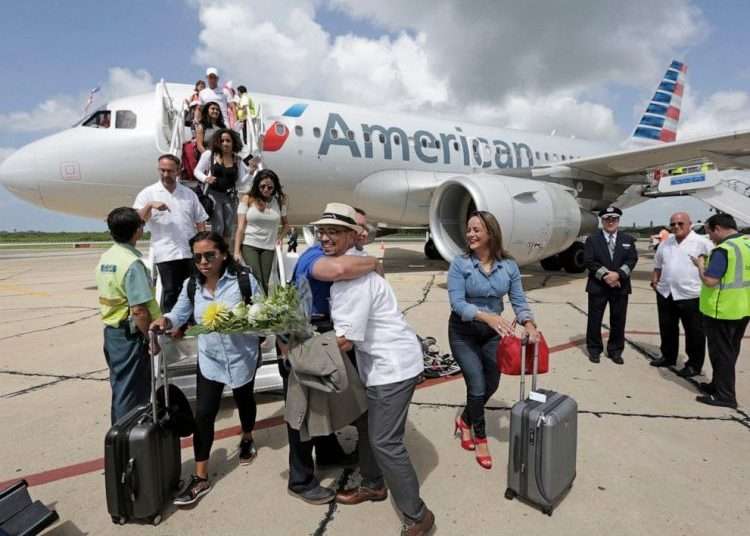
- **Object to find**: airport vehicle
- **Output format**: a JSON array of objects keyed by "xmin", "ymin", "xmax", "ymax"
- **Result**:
[{"xmin": 1, "ymin": 60, "xmax": 749, "ymax": 274}]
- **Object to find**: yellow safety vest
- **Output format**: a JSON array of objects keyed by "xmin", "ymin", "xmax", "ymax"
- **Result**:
[
  {"xmin": 699, "ymin": 234, "xmax": 750, "ymax": 320},
  {"xmin": 95, "ymin": 243, "xmax": 161, "ymax": 327}
]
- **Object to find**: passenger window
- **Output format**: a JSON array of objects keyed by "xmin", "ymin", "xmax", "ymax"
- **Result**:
[
  {"xmin": 394, "ymin": 135, "xmax": 400, "ymax": 145},
  {"xmin": 544, "ymin": 152, "xmax": 549, "ymax": 161},
  {"xmin": 276, "ymin": 123, "xmax": 286, "ymax": 136},
  {"xmin": 347, "ymin": 130, "xmax": 355, "ymax": 140},
  {"xmin": 561, "ymin": 154, "xmax": 566, "ymax": 161},
  {"xmin": 553, "ymin": 153, "xmax": 558, "ymax": 161},
  {"xmin": 472, "ymin": 140, "xmax": 478, "ymax": 153},
  {"xmin": 295, "ymin": 125, "xmax": 303, "ymax": 136},
  {"xmin": 421, "ymin": 138, "xmax": 428, "ymax": 148},
  {"xmin": 364, "ymin": 132, "xmax": 371, "ymax": 143},
  {"xmin": 435, "ymin": 140, "xmax": 440, "ymax": 149},
  {"xmin": 115, "ymin": 110, "xmax": 136, "ymax": 129},
  {"xmin": 379, "ymin": 134, "xmax": 385, "ymax": 143},
  {"xmin": 313, "ymin": 127, "xmax": 321, "ymax": 138},
  {"xmin": 535, "ymin": 151, "xmax": 541, "ymax": 160},
  {"xmin": 453, "ymin": 141, "xmax": 459, "ymax": 151},
  {"xmin": 82, "ymin": 110, "xmax": 111, "ymax": 129},
  {"xmin": 330, "ymin": 129, "xmax": 338, "ymax": 139}
]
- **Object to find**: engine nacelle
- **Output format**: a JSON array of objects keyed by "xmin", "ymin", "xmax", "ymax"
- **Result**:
[{"xmin": 429, "ymin": 175, "xmax": 590, "ymax": 265}]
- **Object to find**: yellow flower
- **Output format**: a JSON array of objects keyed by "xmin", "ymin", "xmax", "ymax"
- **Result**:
[{"xmin": 202, "ymin": 302, "xmax": 230, "ymax": 330}]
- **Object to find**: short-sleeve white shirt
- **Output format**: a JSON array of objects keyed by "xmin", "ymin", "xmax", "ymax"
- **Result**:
[
  {"xmin": 133, "ymin": 181, "xmax": 208, "ymax": 263},
  {"xmin": 654, "ymin": 231, "xmax": 714, "ymax": 300},
  {"xmin": 238, "ymin": 197, "xmax": 287, "ymax": 250},
  {"xmin": 199, "ymin": 87, "xmax": 229, "ymax": 125},
  {"xmin": 331, "ymin": 249, "xmax": 424, "ymax": 387}
]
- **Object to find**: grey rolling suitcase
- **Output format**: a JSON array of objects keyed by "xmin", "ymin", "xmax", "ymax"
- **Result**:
[
  {"xmin": 104, "ymin": 332, "xmax": 182, "ymax": 526},
  {"xmin": 505, "ymin": 339, "xmax": 577, "ymax": 515}
]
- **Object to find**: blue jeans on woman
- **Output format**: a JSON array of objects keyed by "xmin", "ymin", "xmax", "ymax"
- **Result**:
[{"xmin": 448, "ymin": 312, "xmax": 501, "ymax": 438}]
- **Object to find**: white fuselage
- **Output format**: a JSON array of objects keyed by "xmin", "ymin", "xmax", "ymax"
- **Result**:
[{"xmin": 0, "ymin": 83, "xmax": 616, "ymax": 224}]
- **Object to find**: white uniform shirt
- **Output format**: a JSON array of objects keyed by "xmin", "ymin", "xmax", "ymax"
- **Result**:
[
  {"xmin": 199, "ymin": 86, "xmax": 229, "ymax": 125},
  {"xmin": 654, "ymin": 231, "xmax": 713, "ymax": 300},
  {"xmin": 133, "ymin": 181, "xmax": 208, "ymax": 263},
  {"xmin": 331, "ymin": 249, "xmax": 424, "ymax": 387},
  {"xmin": 238, "ymin": 197, "xmax": 287, "ymax": 250}
]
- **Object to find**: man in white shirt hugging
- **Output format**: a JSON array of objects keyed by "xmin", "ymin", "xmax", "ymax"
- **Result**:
[
  {"xmin": 650, "ymin": 212, "xmax": 713, "ymax": 377},
  {"xmin": 312, "ymin": 203, "xmax": 434, "ymax": 536}
]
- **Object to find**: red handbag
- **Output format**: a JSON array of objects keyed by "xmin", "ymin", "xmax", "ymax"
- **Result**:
[{"xmin": 497, "ymin": 333, "xmax": 549, "ymax": 375}]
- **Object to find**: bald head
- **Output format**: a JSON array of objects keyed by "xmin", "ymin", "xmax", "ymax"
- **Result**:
[{"xmin": 669, "ymin": 212, "xmax": 692, "ymax": 241}]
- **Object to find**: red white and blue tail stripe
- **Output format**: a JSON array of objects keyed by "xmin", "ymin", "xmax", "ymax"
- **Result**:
[{"xmin": 631, "ymin": 60, "xmax": 687, "ymax": 143}]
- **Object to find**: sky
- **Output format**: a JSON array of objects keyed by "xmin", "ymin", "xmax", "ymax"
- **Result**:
[{"xmin": 1, "ymin": 0, "xmax": 749, "ymax": 231}]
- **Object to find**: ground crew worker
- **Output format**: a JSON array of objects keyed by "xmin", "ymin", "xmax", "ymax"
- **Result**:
[
  {"xmin": 692, "ymin": 213, "xmax": 750, "ymax": 408},
  {"xmin": 96, "ymin": 207, "xmax": 161, "ymax": 424}
]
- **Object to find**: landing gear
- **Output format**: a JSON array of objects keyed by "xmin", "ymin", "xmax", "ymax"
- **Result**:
[
  {"xmin": 540, "ymin": 255, "xmax": 562, "ymax": 271},
  {"xmin": 424, "ymin": 238, "xmax": 443, "ymax": 260},
  {"xmin": 559, "ymin": 241, "xmax": 585, "ymax": 273}
]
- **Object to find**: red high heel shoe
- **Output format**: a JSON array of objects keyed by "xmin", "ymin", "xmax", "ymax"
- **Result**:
[
  {"xmin": 453, "ymin": 417, "xmax": 475, "ymax": 451},
  {"xmin": 474, "ymin": 437, "xmax": 492, "ymax": 469}
]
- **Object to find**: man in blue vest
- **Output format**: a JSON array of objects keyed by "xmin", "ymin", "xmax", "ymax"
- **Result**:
[
  {"xmin": 692, "ymin": 213, "xmax": 750, "ymax": 408},
  {"xmin": 95, "ymin": 207, "xmax": 161, "ymax": 423}
]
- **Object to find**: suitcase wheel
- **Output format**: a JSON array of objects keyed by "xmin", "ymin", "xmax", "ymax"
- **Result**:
[
  {"xmin": 152, "ymin": 514, "xmax": 162, "ymax": 526},
  {"xmin": 542, "ymin": 507, "xmax": 553, "ymax": 516},
  {"xmin": 112, "ymin": 516, "xmax": 126, "ymax": 525},
  {"xmin": 504, "ymin": 488, "xmax": 516, "ymax": 501}
]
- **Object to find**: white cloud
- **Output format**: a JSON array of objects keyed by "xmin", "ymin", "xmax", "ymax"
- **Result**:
[
  {"xmin": 0, "ymin": 68, "xmax": 154, "ymax": 134},
  {"xmin": 679, "ymin": 90, "xmax": 750, "ymax": 139},
  {"xmin": 0, "ymin": 147, "xmax": 17, "ymax": 163},
  {"xmin": 190, "ymin": 0, "xmax": 706, "ymax": 141}
]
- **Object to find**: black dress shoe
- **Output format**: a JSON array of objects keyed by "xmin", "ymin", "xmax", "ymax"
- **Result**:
[
  {"xmin": 610, "ymin": 355, "xmax": 624, "ymax": 365},
  {"xmin": 698, "ymin": 382, "xmax": 716, "ymax": 395},
  {"xmin": 696, "ymin": 394, "xmax": 737, "ymax": 409},
  {"xmin": 589, "ymin": 354, "xmax": 600, "ymax": 363},
  {"xmin": 677, "ymin": 366, "xmax": 700, "ymax": 378},
  {"xmin": 650, "ymin": 358, "xmax": 676, "ymax": 368}
]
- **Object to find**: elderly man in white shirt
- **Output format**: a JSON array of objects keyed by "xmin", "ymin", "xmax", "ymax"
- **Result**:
[
  {"xmin": 649, "ymin": 212, "xmax": 713, "ymax": 377},
  {"xmin": 134, "ymin": 154, "xmax": 208, "ymax": 312},
  {"xmin": 312, "ymin": 203, "xmax": 434, "ymax": 536}
]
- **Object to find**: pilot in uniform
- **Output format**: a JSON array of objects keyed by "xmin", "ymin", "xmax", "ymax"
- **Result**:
[{"xmin": 583, "ymin": 206, "xmax": 639, "ymax": 364}]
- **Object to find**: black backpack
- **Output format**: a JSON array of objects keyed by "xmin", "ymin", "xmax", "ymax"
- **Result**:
[{"xmin": 186, "ymin": 266, "xmax": 255, "ymax": 306}]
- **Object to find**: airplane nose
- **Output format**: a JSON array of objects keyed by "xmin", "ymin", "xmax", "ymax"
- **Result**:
[{"xmin": 0, "ymin": 145, "xmax": 44, "ymax": 207}]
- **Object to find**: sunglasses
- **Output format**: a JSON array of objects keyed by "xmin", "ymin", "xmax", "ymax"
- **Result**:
[
  {"xmin": 193, "ymin": 251, "xmax": 219, "ymax": 263},
  {"xmin": 602, "ymin": 217, "xmax": 619, "ymax": 222},
  {"xmin": 669, "ymin": 222, "xmax": 687, "ymax": 227},
  {"xmin": 259, "ymin": 184, "xmax": 274, "ymax": 190}
]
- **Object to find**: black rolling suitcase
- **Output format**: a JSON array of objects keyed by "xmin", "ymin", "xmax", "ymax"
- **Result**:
[
  {"xmin": 104, "ymin": 332, "xmax": 181, "ymax": 526},
  {"xmin": 505, "ymin": 338, "xmax": 577, "ymax": 515}
]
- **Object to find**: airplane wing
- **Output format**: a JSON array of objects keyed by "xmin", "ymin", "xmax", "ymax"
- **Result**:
[{"xmin": 562, "ymin": 129, "xmax": 750, "ymax": 177}]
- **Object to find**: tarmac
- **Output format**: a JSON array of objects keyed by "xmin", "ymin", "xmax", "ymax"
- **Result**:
[{"xmin": 0, "ymin": 240, "xmax": 748, "ymax": 535}]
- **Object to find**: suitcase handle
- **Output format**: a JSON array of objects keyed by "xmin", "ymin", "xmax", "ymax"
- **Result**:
[
  {"xmin": 512, "ymin": 434, "xmax": 521, "ymax": 472},
  {"xmin": 148, "ymin": 331, "xmax": 170, "ymax": 423},
  {"xmin": 519, "ymin": 335, "xmax": 541, "ymax": 401},
  {"xmin": 123, "ymin": 458, "xmax": 137, "ymax": 502}
]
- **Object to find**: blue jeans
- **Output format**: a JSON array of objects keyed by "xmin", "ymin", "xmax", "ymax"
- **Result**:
[
  {"xmin": 103, "ymin": 323, "xmax": 151, "ymax": 424},
  {"xmin": 448, "ymin": 313, "xmax": 501, "ymax": 438}
]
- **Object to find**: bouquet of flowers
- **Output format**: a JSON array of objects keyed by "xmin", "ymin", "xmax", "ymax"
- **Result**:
[{"xmin": 186, "ymin": 284, "xmax": 311, "ymax": 337}]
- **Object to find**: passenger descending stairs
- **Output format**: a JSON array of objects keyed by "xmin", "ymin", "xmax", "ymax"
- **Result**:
[{"xmin": 690, "ymin": 177, "xmax": 750, "ymax": 225}]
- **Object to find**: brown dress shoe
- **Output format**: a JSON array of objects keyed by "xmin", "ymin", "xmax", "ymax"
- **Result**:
[
  {"xmin": 401, "ymin": 508, "xmax": 435, "ymax": 536},
  {"xmin": 335, "ymin": 486, "xmax": 388, "ymax": 505}
]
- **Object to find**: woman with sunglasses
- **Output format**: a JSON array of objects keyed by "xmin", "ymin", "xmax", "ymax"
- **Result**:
[
  {"xmin": 447, "ymin": 211, "xmax": 539, "ymax": 469},
  {"xmin": 150, "ymin": 231, "xmax": 261, "ymax": 506},
  {"xmin": 194, "ymin": 128, "xmax": 250, "ymax": 245},
  {"xmin": 234, "ymin": 169, "xmax": 288, "ymax": 295}
]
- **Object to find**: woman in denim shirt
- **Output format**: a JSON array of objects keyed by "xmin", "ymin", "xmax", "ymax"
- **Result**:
[
  {"xmin": 447, "ymin": 211, "xmax": 540, "ymax": 469},
  {"xmin": 151, "ymin": 231, "xmax": 261, "ymax": 506}
]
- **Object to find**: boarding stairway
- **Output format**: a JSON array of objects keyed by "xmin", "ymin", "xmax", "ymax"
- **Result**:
[
  {"xmin": 155, "ymin": 80, "xmax": 267, "ymax": 170},
  {"xmin": 690, "ymin": 177, "xmax": 750, "ymax": 225}
]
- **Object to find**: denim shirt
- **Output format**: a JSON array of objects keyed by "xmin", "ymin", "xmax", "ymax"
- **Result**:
[
  {"xmin": 447, "ymin": 254, "xmax": 533, "ymax": 323},
  {"xmin": 165, "ymin": 270, "xmax": 261, "ymax": 389}
]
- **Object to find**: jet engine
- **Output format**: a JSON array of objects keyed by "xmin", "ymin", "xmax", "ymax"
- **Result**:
[{"xmin": 429, "ymin": 175, "xmax": 595, "ymax": 266}]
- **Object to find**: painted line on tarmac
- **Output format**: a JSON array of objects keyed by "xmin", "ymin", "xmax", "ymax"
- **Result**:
[{"xmin": 0, "ymin": 339, "xmax": 584, "ymax": 491}]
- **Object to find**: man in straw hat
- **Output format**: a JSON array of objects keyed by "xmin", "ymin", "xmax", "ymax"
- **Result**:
[{"xmin": 314, "ymin": 203, "xmax": 435, "ymax": 535}]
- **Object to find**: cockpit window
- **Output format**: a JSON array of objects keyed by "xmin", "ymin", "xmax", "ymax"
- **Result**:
[
  {"xmin": 115, "ymin": 110, "xmax": 137, "ymax": 129},
  {"xmin": 82, "ymin": 110, "xmax": 111, "ymax": 128}
]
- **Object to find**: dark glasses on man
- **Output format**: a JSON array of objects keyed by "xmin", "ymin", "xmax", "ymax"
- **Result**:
[
  {"xmin": 193, "ymin": 251, "xmax": 219, "ymax": 263},
  {"xmin": 669, "ymin": 222, "xmax": 686, "ymax": 227}
]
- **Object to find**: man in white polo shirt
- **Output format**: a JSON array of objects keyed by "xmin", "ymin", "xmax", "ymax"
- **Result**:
[
  {"xmin": 650, "ymin": 212, "xmax": 713, "ymax": 377},
  {"xmin": 133, "ymin": 154, "xmax": 208, "ymax": 312},
  {"xmin": 320, "ymin": 203, "xmax": 434, "ymax": 536}
]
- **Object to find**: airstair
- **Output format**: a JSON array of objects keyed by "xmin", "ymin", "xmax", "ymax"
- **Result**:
[{"xmin": 690, "ymin": 177, "xmax": 750, "ymax": 225}]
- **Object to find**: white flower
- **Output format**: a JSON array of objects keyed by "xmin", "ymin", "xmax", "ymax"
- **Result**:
[{"xmin": 246, "ymin": 303, "xmax": 264, "ymax": 322}]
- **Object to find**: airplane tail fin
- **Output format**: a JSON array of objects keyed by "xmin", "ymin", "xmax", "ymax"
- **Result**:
[{"xmin": 629, "ymin": 60, "xmax": 687, "ymax": 144}]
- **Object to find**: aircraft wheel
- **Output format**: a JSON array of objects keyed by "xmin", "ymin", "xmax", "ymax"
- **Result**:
[
  {"xmin": 424, "ymin": 239, "xmax": 443, "ymax": 260},
  {"xmin": 540, "ymin": 255, "xmax": 562, "ymax": 271},
  {"xmin": 560, "ymin": 242, "xmax": 585, "ymax": 273}
]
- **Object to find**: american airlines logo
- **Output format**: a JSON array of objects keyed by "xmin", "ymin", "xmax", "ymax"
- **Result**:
[{"xmin": 263, "ymin": 106, "xmax": 536, "ymax": 170}]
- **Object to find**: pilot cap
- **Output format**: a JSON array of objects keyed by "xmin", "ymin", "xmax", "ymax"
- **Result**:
[
  {"xmin": 206, "ymin": 67, "xmax": 219, "ymax": 78},
  {"xmin": 598, "ymin": 206, "xmax": 623, "ymax": 219}
]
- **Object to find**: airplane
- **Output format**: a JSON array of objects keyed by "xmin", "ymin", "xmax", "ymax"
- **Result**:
[{"xmin": 2, "ymin": 59, "xmax": 750, "ymax": 276}]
